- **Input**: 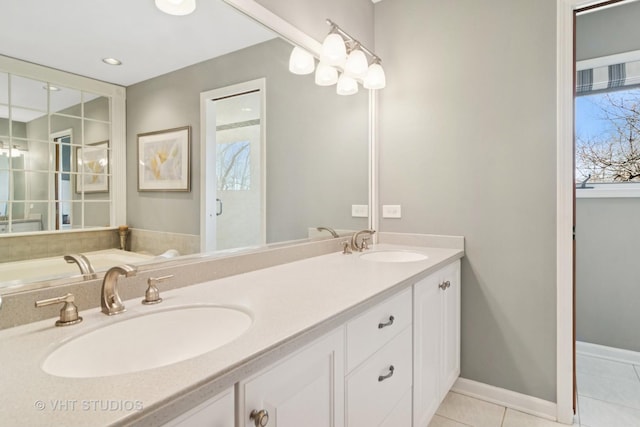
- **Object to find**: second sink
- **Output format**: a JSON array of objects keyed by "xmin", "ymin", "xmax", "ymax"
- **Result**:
[
  {"xmin": 42, "ymin": 305, "xmax": 253, "ymax": 378},
  {"xmin": 360, "ymin": 250, "xmax": 428, "ymax": 263}
]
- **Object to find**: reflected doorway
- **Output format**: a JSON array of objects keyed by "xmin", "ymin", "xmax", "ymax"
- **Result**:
[
  {"xmin": 201, "ymin": 79, "xmax": 266, "ymax": 252},
  {"xmin": 52, "ymin": 129, "xmax": 73, "ymax": 230}
]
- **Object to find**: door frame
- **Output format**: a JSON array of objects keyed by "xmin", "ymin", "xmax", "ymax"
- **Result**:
[
  {"xmin": 199, "ymin": 78, "xmax": 267, "ymax": 253},
  {"xmin": 557, "ymin": 0, "xmax": 581, "ymax": 423}
]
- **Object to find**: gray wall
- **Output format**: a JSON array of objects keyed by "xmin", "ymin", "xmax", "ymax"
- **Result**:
[
  {"xmin": 255, "ymin": 0, "xmax": 374, "ymax": 49},
  {"xmin": 576, "ymin": 1, "xmax": 640, "ymax": 61},
  {"xmin": 576, "ymin": 198, "xmax": 640, "ymax": 352},
  {"xmin": 126, "ymin": 38, "xmax": 369, "ymax": 241},
  {"xmin": 375, "ymin": 0, "xmax": 558, "ymax": 401}
]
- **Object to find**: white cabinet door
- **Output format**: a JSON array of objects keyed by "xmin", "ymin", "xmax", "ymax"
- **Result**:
[
  {"xmin": 413, "ymin": 259, "xmax": 461, "ymax": 427},
  {"xmin": 413, "ymin": 271, "xmax": 443, "ymax": 427},
  {"xmin": 162, "ymin": 388, "xmax": 234, "ymax": 427},
  {"xmin": 239, "ymin": 328, "xmax": 344, "ymax": 427},
  {"xmin": 441, "ymin": 260, "xmax": 461, "ymax": 395}
]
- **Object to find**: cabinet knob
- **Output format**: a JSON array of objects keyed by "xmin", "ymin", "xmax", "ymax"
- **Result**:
[
  {"xmin": 250, "ymin": 409, "xmax": 269, "ymax": 427},
  {"xmin": 439, "ymin": 280, "xmax": 451, "ymax": 290},
  {"xmin": 378, "ymin": 315, "xmax": 395, "ymax": 329}
]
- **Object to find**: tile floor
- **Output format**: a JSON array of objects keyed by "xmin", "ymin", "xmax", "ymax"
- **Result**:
[
  {"xmin": 428, "ymin": 392, "xmax": 575, "ymax": 427},
  {"xmin": 429, "ymin": 354, "xmax": 640, "ymax": 427}
]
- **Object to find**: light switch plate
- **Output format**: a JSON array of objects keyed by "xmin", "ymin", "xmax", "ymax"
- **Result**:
[
  {"xmin": 351, "ymin": 205, "xmax": 369, "ymax": 218},
  {"xmin": 382, "ymin": 205, "xmax": 402, "ymax": 218}
]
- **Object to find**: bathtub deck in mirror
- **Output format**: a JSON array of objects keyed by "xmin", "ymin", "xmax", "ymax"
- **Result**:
[{"xmin": 0, "ymin": 249, "xmax": 154, "ymax": 286}]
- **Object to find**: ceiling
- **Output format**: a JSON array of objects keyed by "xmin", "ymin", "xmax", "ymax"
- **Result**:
[{"xmin": 0, "ymin": 0, "xmax": 276, "ymax": 87}]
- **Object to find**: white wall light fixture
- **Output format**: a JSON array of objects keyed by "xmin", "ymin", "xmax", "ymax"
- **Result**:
[
  {"xmin": 288, "ymin": 19, "xmax": 385, "ymax": 95},
  {"xmin": 315, "ymin": 62, "xmax": 339, "ymax": 86},
  {"xmin": 336, "ymin": 74, "xmax": 358, "ymax": 95},
  {"xmin": 289, "ymin": 46, "xmax": 315, "ymax": 75},
  {"xmin": 155, "ymin": 0, "xmax": 196, "ymax": 16},
  {"xmin": 363, "ymin": 60, "xmax": 386, "ymax": 90}
]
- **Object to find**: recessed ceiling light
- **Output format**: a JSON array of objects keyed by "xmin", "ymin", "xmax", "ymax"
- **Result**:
[
  {"xmin": 102, "ymin": 58, "xmax": 122, "ymax": 66},
  {"xmin": 155, "ymin": 0, "xmax": 196, "ymax": 16},
  {"xmin": 42, "ymin": 85, "xmax": 60, "ymax": 91}
]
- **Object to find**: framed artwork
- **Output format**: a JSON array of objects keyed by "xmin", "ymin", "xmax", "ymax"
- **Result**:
[
  {"xmin": 137, "ymin": 126, "xmax": 191, "ymax": 192},
  {"xmin": 75, "ymin": 141, "xmax": 109, "ymax": 193}
]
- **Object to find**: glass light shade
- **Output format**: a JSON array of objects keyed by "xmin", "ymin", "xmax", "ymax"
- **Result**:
[
  {"xmin": 321, "ymin": 33, "xmax": 347, "ymax": 66},
  {"xmin": 315, "ymin": 62, "xmax": 338, "ymax": 86},
  {"xmin": 344, "ymin": 49, "xmax": 368, "ymax": 78},
  {"xmin": 336, "ymin": 74, "xmax": 358, "ymax": 96},
  {"xmin": 288, "ymin": 47, "xmax": 315, "ymax": 75},
  {"xmin": 155, "ymin": 0, "xmax": 196, "ymax": 16},
  {"xmin": 363, "ymin": 63, "xmax": 386, "ymax": 89}
]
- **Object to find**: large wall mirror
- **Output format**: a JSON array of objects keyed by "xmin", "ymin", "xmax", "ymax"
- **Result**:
[{"xmin": 0, "ymin": 0, "xmax": 370, "ymax": 293}]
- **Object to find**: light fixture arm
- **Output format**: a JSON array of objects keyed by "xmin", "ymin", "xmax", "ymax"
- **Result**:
[{"xmin": 325, "ymin": 19, "xmax": 381, "ymax": 64}]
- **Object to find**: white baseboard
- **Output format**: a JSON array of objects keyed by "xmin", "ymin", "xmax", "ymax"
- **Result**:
[
  {"xmin": 452, "ymin": 377, "xmax": 558, "ymax": 422},
  {"xmin": 576, "ymin": 341, "xmax": 640, "ymax": 365}
]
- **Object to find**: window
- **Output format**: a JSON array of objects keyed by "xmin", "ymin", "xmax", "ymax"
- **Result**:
[{"xmin": 575, "ymin": 52, "xmax": 640, "ymax": 197}]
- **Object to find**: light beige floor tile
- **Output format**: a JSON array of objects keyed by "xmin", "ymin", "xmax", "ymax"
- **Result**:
[
  {"xmin": 577, "ymin": 372, "xmax": 640, "ymax": 410},
  {"xmin": 576, "ymin": 354, "xmax": 639, "ymax": 382},
  {"xmin": 435, "ymin": 392, "xmax": 505, "ymax": 427},
  {"xmin": 428, "ymin": 414, "xmax": 472, "ymax": 427},
  {"xmin": 501, "ymin": 409, "xmax": 573, "ymax": 427},
  {"xmin": 579, "ymin": 395, "xmax": 640, "ymax": 427}
]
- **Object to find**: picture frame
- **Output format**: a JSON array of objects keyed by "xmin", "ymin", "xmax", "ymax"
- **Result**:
[
  {"xmin": 75, "ymin": 141, "xmax": 109, "ymax": 193},
  {"xmin": 137, "ymin": 126, "xmax": 191, "ymax": 192}
]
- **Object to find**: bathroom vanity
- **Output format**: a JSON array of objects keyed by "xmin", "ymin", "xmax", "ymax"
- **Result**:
[{"xmin": 0, "ymin": 234, "xmax": 463, "ymax": 426}]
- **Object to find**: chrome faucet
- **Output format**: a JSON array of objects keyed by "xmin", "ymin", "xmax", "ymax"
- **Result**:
[
  {"xmin": 101, "ymin": 264, "xmax": 137, "ymax": 315},
  {"xmin": 351, "ymin": 229, "xmax": 376, "ymax": 252},
  {"xmin": 316, "ymin": 226, "xmax": 339, "ymax": 238},
  {"xmin": 64, "ymin": 254, "xmax": 97, "ymax": 279}
]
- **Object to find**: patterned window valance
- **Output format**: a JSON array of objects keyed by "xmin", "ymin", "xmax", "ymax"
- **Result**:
[{"xmin": 576, "ymin": 51, "xmax": 640, "ymax": 95}]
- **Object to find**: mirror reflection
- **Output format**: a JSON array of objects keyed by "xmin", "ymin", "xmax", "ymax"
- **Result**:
[
  {"xmin": 0, "ymin": 75, "xmax": 112, "ymax": 234},
  {"xmin": 0, "ymin": 1, "xmax": 369, "ymax": 292}
]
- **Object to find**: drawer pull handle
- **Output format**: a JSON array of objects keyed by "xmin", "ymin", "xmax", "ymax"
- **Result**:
[
  {"xmin": 378, "ymin": 315, "xmax": 395, "ymax": 329},
  {"xmin": 250, "ymin": 409, "xmax": 269, "ymax": 426},
  {"xmin": 378, "ymin": 365, "xmax": 395, "ymax": 382}
]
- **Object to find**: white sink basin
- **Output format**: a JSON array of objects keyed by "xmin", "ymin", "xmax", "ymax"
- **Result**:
[
  {"xmin": 360, "ymin": 250, "xmax": 428, "ymax": 263},
  {"xmin": 42, "ymin": 305, "xmax": 253, "ymax": 378}
]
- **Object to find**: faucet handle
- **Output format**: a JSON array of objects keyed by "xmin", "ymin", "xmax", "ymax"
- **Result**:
[
  {"xmin": 361, "ymin": 237, "xmax": 371, "ymax": 250},
  {"xmin": 142, "ymin": 275, "xmax": 174, "ymax": 305},
  {"xmin": 35, "ymin": 293, "xmax": 83, "ymax": 327},
  {"xmin": 342, "ymin": 241, "xmax": 352, "ymax": 254}
]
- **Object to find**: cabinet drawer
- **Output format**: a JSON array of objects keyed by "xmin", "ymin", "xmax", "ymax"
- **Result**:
[
  {"xmin": 346, "ymin": 287, "xmax": 411, "ymax": 372},
  {"xmin": 346, "ymin": 326, "xmax": 412, "ymax": 427}
]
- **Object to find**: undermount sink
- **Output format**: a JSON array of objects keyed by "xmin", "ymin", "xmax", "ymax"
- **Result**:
[
  {"xmin": 42, "ymin": 305, "xmax": 253, "ymax": 378},
  {"xmin": 360, "ymin": 250, "xmax": 428, "ymax": 263}
]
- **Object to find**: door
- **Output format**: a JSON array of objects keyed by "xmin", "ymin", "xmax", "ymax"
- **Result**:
[
  {"xmin": 238, "ymin": 328, "xmax": 344, "ymax": 427},
  {"xmin": 413, "ymin": 272, "xmax": 443, "ymax": 427},
  {"xmin": 200, "ymin": 79, "xmax": 265, "ymax": 253},
  {"xmin": 441, "ymin": 260, "xmax": 461, "ymax": 393},
  {"xmin": 52, "ymin": 130, "xmax": 73, "ymax": 230}
]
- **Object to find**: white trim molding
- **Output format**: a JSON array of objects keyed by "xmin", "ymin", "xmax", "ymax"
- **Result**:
[
  {"xmin": 557, "ymin": 0, "xmax": 582, "ymax": 424},
  {"xmin": 576, "ymin": 183, "xmax": 640, "ymax": 198},
  {"xmin": 452, "ymin": 378, "xmax": 558, "ymax": 421},
  {"xmin": 577, "ymin": 341, "xmax": 640, "ymax": 365}
]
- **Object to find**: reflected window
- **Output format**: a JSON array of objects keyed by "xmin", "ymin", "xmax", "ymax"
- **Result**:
[{"xmin": 216, "ymin": 140, "xmax": 251, "ymax": 191}]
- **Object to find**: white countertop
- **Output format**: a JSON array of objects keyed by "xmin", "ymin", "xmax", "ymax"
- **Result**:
[{"xmin": 0, "ymin": 243, "xmax": 463, "ymax": 426}]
